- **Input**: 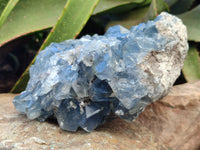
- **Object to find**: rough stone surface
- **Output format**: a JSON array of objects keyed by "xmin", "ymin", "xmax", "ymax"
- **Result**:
[
  {"xmin": 137, "ymin": 81, "xmax": 200, "ymax": 150},
  {"xmin": 0, "ymin": 94, "xmax": 166, "ymax": 150},
  {"xmin": 13, "ymin": 12, "xmax": 188, "ymax": 132},
  {"xmin": 1, "ymin": 82, "xmax": 200, "ymax": 149}
]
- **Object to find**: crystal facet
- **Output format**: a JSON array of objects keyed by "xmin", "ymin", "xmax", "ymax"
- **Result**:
[{"xmin": 13, "ymin": 12, "xmax": 188, "ymax": 132}]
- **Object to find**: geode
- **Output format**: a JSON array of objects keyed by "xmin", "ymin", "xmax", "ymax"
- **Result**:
[{"xmin": 13, "ymin": 12, "xmax": 188, "ymax": 132}]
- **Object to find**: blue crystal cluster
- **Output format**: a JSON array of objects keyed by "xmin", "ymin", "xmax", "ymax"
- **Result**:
[{"xmin": 13, "ymin": 12, "xmax": 188, "ymax": 132}]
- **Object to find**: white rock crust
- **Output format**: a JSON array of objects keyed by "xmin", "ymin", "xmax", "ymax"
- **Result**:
[{"xmin": 139, "ymin": 12, "xmax": 188, "ymax": 103}]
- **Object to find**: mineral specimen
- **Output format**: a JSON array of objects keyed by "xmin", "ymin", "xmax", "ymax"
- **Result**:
[{"xmin": 13, "ymin": 12, "xmax": 188, "ymax": 132}]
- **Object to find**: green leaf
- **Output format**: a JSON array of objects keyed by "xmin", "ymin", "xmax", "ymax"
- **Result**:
[
  {"xmin": 0, "ymin": 0, "xmax": 151, "ymax": 47},
  {"xmin": 106, "ymin": 6, "xmax": 149, "ymax": 30},
  {"xmin": 93, "ymin": 0, "xmax": 148, "ymax": 15},
  {"xmin": 11, "ymin": 0, "xmax": 99, "ymax": 93},
  {"xmin": 0, "ymin": 0, "xmax": 67, "ymax": 47},
  {"xmin": 170, "ymin": 0, "xmax": 195, "ymax": 14},
  {"xmin": 0, "ymin": 0, "xmax": 9, "ymax": 15},
  {"xmin": 163, "ymin": 0, "xmax": 178, "ymax": 7},
  {"xmin": 182, "ymin": 45, "xmax": 200, "ymax": 82},
  {"xmin": 0, "ymin": 0, "xmax": 19, "ymax": 29},
  {"xmin": 41, "ymin": 0, "xmax": 99, "ymax": 49},
  {"xmin": 178, "ymin": 5, "xmax": 200, "ymax": 42},
  {"xmin": 143, "ymin": 0, "xmax": 169, "ymax": 21}
]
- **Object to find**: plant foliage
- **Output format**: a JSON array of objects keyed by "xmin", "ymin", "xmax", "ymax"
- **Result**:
[{"xmin": 0, "ymin": 0, "xmax": 199, "ymax": 92}]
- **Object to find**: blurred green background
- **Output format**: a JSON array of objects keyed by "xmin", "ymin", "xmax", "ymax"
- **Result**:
[{"xmin": 0, "ymin": 0, "xmax": 199, "ymax": 93}]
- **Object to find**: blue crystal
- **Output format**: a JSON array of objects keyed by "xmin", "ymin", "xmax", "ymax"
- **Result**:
[{"xmin": 13, "ymin": 12, "xmax": 188, "ymax": 132}]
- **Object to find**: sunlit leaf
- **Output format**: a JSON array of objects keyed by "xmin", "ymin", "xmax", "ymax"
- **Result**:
[
  {"xmin": 0, "ymin": 0, "xmax": 66, "ymax": 47},
  {"xmin": 0, "ymin": 0, "xmax": 19, "ymax": 28},
  {"xmin": 11, "ymin": 0, "xmax": 99, "ymax": 93}
]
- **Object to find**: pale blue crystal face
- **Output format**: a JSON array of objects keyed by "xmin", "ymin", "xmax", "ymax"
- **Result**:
[{"xmin": 13, "ymin": 13, "xmax": 186, "ymax": 132}]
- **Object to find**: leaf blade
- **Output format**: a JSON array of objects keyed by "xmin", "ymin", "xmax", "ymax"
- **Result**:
[
  {"xmin": 11, "ymin": 0, "xmax": 99, "ymax": 93},
  {"xmin": 170, "ymin": 0, "xmax": 195, "ymax": 14},
  {"xmin": 182, "ymin": 45, "xmax": 200, "ymax": 82},
  {"xmin": 178, "ymin": 5, "xmax": 200, "ymax": 42},
  {"xmin": 0, "ymin": 0, "xmax": 19, "ymax": 28},
  {"xmin": 41, "ymin": 0, "xmax": 99, "ymax": 49},
  {"xmin": 143, "ymin": 0, "xmax": 169, "ymax": 21},
  {"xmin": 0, "ymin": 0, "xmax": 9, "ymax": 15},
  {"xmin": 106, "ymin": 6, "xmax": 149, "ymax": 30},
  {"xmin": 0, "ymin": 0, "xmax": 67, "ymax": 47},
  {"xmin": 93, "ymin": 0, "xmax": 146, "ymax": 15}
]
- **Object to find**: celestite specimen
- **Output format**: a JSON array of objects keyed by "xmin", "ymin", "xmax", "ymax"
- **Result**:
[{"xmin": 13, "ymin": 12, "xmax": 188, "ymax": 132}]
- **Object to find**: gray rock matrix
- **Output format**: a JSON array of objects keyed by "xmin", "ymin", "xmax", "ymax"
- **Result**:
[{"xmin": 13, "ymin": 12, "xmax": 188, "ymax": 132}]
